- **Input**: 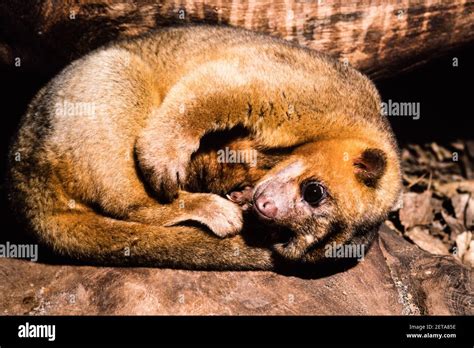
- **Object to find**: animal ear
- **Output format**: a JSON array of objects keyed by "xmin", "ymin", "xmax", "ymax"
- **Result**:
[{"xmin": 353, "ymin": 148, "xmax": 387, "ymax": 187}]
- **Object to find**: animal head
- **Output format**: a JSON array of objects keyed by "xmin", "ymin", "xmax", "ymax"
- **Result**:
[{"xmin": 245, "ymin": 138, "xmax": 401, "ymax": 261}]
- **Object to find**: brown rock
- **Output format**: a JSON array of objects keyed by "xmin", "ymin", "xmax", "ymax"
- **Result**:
[{"xmin": 0, "ymin": 225, "xmax": 472, "ymax": 315}]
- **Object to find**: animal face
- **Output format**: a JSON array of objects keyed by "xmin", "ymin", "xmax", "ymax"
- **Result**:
[{"xmin": 249, "ymin": 138, "xmax": 401, "ymax": 261}]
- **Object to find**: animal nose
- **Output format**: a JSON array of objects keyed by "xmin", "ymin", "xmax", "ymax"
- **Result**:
[{"xmin": 255, "ymin": 196, "xmax": 278, "ymax": 219}]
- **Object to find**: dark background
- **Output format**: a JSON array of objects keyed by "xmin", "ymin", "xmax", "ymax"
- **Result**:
[{"xmin": 376, "ymin": 43, "xmax": 473, "ymax": 144}]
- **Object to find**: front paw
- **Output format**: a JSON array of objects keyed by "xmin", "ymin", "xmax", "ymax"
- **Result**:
[
  {"xmin": 198, "ymin": 196, "xmax": 244, "ymax": 237},
  {"xmin": 150, "ymin": 157, "xmax": 188, "ymax": 203},
  {"xmin": 165, "ymin": 194, "xmax": 244, "ymax": 238},
  {"xmin": 227, "ymin": 186, "xmax": 254, "ymax": 211},
  {"xmin": 137, "ymin": 130, "xmax": 197, "ymax": 203}
]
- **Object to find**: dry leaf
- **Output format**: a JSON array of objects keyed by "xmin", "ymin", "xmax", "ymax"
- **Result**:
[
  {"xmin": 429, "ymin": 142, "xmax": 451, "ymax": 162},
  {"xmin": 465, "ymin": 140, "xmax": 474, "ymax": 159},
  {"xmin": 435, "ymin": 180, "xmax": 474, "ymax": 198},
  {"xmin": 450, "ymin": 141, "xmax": 464, "ymax": 152},
  {"xmin": 399, "ymin": 191, "xmax": 433, "ymax": 229},
  {"xmin": 429, "ymin": 196, "xmax": 444, "ymax": 214},
  {"xmin": 455, "ymin": 232, "xmax": 474, "ymax": 267},
  {"xmin": 405, "ymin": 226, "xmax": 450, "ymax": 255},
  {"xmin": 465, "ymin": 196, "xmax": 474, "ymax": 229},
  {"xmin": 441, "ymin": 209, "xmax": 465, "ymax": 240},
  {"xmin": 452, "ymin": 193, "xmax": 473, "ymax": 228},
  {"xmin": 463, "ymin": 241, "xmax": 474, "ymax": 268}
]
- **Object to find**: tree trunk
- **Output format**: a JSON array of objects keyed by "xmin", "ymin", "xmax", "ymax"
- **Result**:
[{"xmin": 1, "ymin": 0, "xmax": 473, "ymax": 79}]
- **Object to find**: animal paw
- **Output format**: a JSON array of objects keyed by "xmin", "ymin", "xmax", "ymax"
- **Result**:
[
  {"xmin": 226, "ymin": 186, "xmax": 254, "ymax": 211},
  {"xmin": 150, "ymin": 155, "xmax": 188, "ymax": 203},
  {"xmin": 165, "ymin": 193, "xmax": 244, "ymax": 238},
  {"xmin": 139, "ymin": 138, "xmax": 198, "ymax": 203},
  {"xmin": 198, "ymin": 195, "xmax": 244, "ymax": 237}
]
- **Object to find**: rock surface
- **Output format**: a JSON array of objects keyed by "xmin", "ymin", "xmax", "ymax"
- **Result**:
[{"xmin": 1, "ymin": 225, "xmax": 472, "ymax": 315}]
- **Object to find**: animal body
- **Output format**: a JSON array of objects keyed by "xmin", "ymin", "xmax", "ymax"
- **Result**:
[{"xmin": 7, "ymin": 26, "xmax": 401, "ymax": 269}]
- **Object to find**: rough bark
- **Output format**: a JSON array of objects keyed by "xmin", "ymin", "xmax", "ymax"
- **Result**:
[
  {"xmin": 1, "ymin": 224, "xmax": 471, "ymax": 315},
  {"xmin": 1, "ymin": 0, "xmax": 473, "ymax": 79}
]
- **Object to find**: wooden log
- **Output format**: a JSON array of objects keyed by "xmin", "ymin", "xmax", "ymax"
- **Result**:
[
  {"xmin": 1, "ymin": 0, "xmax": 473, "ymax": 79},
  {"xmin": 0, "ymin": 224, "xmax": 471, "ymax": 315}
]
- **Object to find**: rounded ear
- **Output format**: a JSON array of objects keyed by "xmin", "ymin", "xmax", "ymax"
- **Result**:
[{"xmin": 353, "ymin": 148, "xmax": 387, "ymax": 187}]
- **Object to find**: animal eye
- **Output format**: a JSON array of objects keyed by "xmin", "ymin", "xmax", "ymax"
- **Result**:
[{"xmin": 302, "ymin": 182, "xmax": 326, "ymax": 205}]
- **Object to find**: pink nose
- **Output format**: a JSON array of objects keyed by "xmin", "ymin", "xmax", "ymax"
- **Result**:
[{"xmin": 255, "ymin": 196, "xmax": 278, "ymax": 219}]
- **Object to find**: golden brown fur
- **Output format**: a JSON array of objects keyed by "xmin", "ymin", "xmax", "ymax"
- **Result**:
[{"xmin": 7, "ymin": 25, "xmax": 401, "ymax": 269}]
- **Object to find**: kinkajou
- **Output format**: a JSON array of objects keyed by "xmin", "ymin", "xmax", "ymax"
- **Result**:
[{"xmin": 8, "ymin": 26, "xmax": 401, "ymax": 269}]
